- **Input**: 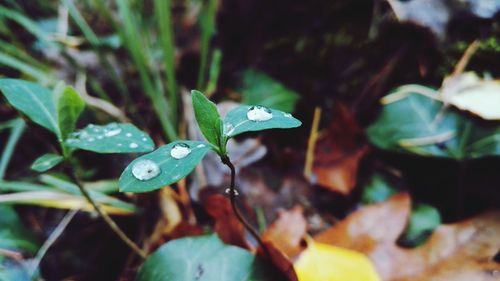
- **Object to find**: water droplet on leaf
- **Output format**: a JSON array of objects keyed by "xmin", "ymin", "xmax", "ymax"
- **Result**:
[
  {"xmin": 132, "ymin": 160, "xmax": 161, "ymax": 181},
  {"xmin": 105, "ymin": 128, "xmax": 122, "ymax": 137},
  {"xmin": 196, "ymin": 144, "xmax": 206, "ymax": 148},
  {"xmin": 126, "ymin": 133, "xmax": 132, "ymax": 137},
  {"xmin": 247, "ymin": 105, "xmax": 273, "ymax": 121},
  {"xmin": 129, "ymin": 142, "xmax": 139, "ymax": 148},
  {"xmin": 170, "ymin": 143, "xmax": 191, "ymax": 159},
  {"xmin": 284, "ymin": 113, "xmax": 292, "ymax": 118}
]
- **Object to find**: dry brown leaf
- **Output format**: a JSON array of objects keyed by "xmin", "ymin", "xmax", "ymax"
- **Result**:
[
  {"xmin": 200, "ymin": 191, "xmax": 251, "ymax": 249},
  {"xmin": 262, "ymin": 206, "xmax": 307, "ymax": 258},
  {"xmin": 257, "ymin": 241, "xmax": 299, "ymax": 281},
  {"xmin": 315, "ymin": 193, "xmax": 500, "ymax": 281},
  {"xmin": 313, "ymin": 103, "xmax": 367, "ymax": 195}
]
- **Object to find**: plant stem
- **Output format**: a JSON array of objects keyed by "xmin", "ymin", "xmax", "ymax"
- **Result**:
[
  {"xmin": 220, "ymin": 156, "xmax": 270, "ymax": 258},
  {"xmin": 65, "ymin": 166, "xmax": 146, "ymax": 259}
]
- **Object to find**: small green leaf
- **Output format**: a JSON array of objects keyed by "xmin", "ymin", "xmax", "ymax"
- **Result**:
[
  {"xmin": 119, "ymin": 140, "xmax": 211, "ymax": 193},
  {"xmin": 56, "ymin": 86, "xmax": 85, "ymax": 140},
  {"xmin": 0, "ymin": 79, "xmax": 60, "ymax": 136},
  {"xmin": 239, "ymin": 69, "xmax": 300, "ymax": 112},
  {"xmin": 65, "ymin": 123, "xmax": 154, "ymax": 154},
  {"xmin": 30, "ymin": 153, "xmax": 63, "ymax": 172},
  {"xmin": 398, "ymin": 203, "xmax": 441, "ymax": 247},
  {"xmin": 361, "ymin": 173, "xmax": 397, "ymax": 204},
  {"xmin": 191, "ymin": 90, "xmax": 223, "ymax": 150},
  {"xmin": 223, "ymin": 105, "xmax": 302, "ymax": 138},
  {"xmin": 137, "ymin": 234, "xmax": 275, "ymax": 281}
]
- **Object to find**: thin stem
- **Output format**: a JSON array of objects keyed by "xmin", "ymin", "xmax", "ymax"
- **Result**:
[
  {"xmin": 220, "ymin": 156, "xmax": 270, "ymax": 258},
  {"xmin": 65, "ymin": 166, "xmax": 146, "ymax": 259}
]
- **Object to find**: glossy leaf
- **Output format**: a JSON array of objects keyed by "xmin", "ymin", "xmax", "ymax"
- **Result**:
[
  {"xmin": 137, "ymin": 234, "xmax": 273, "ymax": 281},
  {"xmin": 239, "ymin": 69, "xmax": 299, "ymax": 112},
  {"xmin": 56, "ymin": 86, "xmax": 85, "ymax": 140},
  {"xmin": 119, "ymin": 140, "xmax": 211, "ymax": 193},
  {"xmin": 65, "ymin": 123, "xmax": 154, "ymax": 154},
  {"xmin": 0, "ymin": 79, "xmax": 59, "ymax": 136},
  {"xmin": 366, "ymin": 88, "xmax": 500, "ymax": 159},
  {"xmin": 191, "ymin": 90, "xmax": 223, "ymax": 149},
  {"xmin": 223, "ymin": 105, "xmax": 302, "ymax": 138},
  {"xmin": 30, "ymin": 153, "xmax": 63, "ymax": 172},
  {"xmin": 398, "ymin": 204, "xmax": 441, "ymax": 247}
]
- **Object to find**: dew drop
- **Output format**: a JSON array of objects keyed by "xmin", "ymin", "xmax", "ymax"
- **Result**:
[
  {"xmin": 97, "ymin": 135, "xmax": 103, "ymax": 140},
  {"xmin": 196, "ymin": 144, "xmax": 206, "ymax": 148},
  {"xmin": 283, "ymin": 113, "xmax": 292, "ymax": 118},
  {"xmin": 105, "ymin": 128, "xmax": 122, "ymax": 137},
  {"xmin": 129, "ymin": 142, "xmax": 139, "ymax": 148},
  {"xmin": 117, "ymin": 143, "xmax": 123, "ymax": 147},
  {"xmin": 170, "ymin": 143, "xmax": 191, "ymax": 159},
  {"xmin": 88, "ymin": 137, "xmax": 95, "ymax": 142},
  {"xmin": 142, "ymin": 137, "xmax": 148, "ymax": 142},
  {"xmin": 223, "ymin": 123, "xmax": 234, "ymax": 135},
  {"xmin": 224, "ymin": 188, "xmax": 239, "ymax": 196},
  {"xmin": 132, "ymin": 160, "xmax": 161, "ymax": 181},
  {"xmin": 247, "ymin": 105, "xmax": 273, "ymax": 121},
  {"xmin": 126, "ymin": 133, "xmax": 132, "ymax": 137}
]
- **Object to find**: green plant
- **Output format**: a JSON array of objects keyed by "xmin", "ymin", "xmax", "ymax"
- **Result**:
[
  {"xmin": 119, "ymin": 90, "xmax": 301, "ymax": 254},
  {"xmin": 0, "ymin": 78, "xmax": 155, "ymax": 258}
]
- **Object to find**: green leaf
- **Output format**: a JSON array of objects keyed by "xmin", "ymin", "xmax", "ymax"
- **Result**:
[
  {"xmin": 366, "ymin": 86, "xmax": 500, "ymax": 159},
  {"xmin": 56, "ymin": 86, "xmax": 85, "ymax": 140},
  {"xmin": 65, "ymin": 123, "xmax": 154, "ymax": 154},
  {"xmin": 0, "ymin": 79, "xmax": 59, "ymax": 136},
  {"xmin": 119, "ymin": 140, "xmax": 211, "ymax": 193},
  {"xmin": 398, "ymin": 204, "xmax": 441, "ymax": 247},
  {"xmin": 361, "ymin": 173, "xmax": 397, "ymax": 204},
  {"xmin": 191, "ymin": 90, "xmax": 223, "ymax": 150},
  {"xmin": 137, "ymin": 234, "xmax": 274, "ymax": 281},
  {"xmin": 223, "ymin": 105, "xmax": 302, "ymax": 138},
  {"xmin": 0, "ymin": 205, "xmax": 38, "ymax": 253},
  {"xmin": 239, "ymin": 69, "xmax": 300, "ymax": 112},
  {"xmin": 30, "ymin": 153, "xmax": 63, "ymax": 172}
]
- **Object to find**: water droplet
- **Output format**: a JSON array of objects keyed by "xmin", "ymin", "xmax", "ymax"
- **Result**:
[
  {"xmin": 93, "ymin": 128, "xmax": 100, "ymax": 133},
  {"xmin": 224, "ymin": 188, "xmax": 239, "ymax": 196},
  {"xmin": 105, "ymin": 128, "xmax": 122, "ymax": 137},
  {"xmin": 247, "ymin": 105, "xmax": 273, "ymax": 121},
  {"xmin": 88, "ymin": 137, "xmax": 95, "ymax": 142},
  {"xmin": 126, "ymin": 133, "xmax": 132, "ymax": 137},
  {"xmin": 43, "ymin": 161, "xmax": 51, "ymax": 166},
  {"xmin": 129, "ymin": 142, "xmax": 139, "ymax": 148},
  {"xmin": 142, "ymin": 137, "xmax": 148, "ymax": 142},
  {"xmin": 196, "ymin": 144, "xmax": 206, "ymax": 148},
  {"xmin": 223, "ymin": 123, "xmax": 235, "ymax": 135},
  {"xmin": 283, "ymin": 113, "xmax": 292, "ymax": 118},
  {"xmin": 97, "ymin": 135, "xmax": 103, "ymax": 140},
  {"xmin": 117, "ymin": 143, "xmax": 123, "ymax": 147},
  {"xmin": 170, "ymin": 143, "xmax": 191, "ymax": 159},
  {"xmin": 132, "ymin": 160, "xmax": 161, "ymax": 181}
]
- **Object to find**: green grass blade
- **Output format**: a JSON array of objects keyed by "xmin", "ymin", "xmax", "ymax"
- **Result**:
[
  {"xmin": 0, "ymin": 53, "xmax": 51, "ymax": 84},
  {"xmin": 197, "ymin": 0, "xmax": 217, "ymax": 89},
  {"xmin": 0, "ymin": 118, "xmax": 25, "ymax": 180},
  {"xmin": 154, "ymin": 0, "xmax": 178, "ymax": 123}
]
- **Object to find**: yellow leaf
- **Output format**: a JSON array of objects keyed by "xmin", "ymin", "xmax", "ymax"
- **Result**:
[{"xmin": 295, "ymin": 239, "xmax": 380, "ymax": 281}]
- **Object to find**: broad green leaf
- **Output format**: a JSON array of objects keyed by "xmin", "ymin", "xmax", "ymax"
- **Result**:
[
  {"xmin": 119, "ymin": 141, "xmax": 211, "ymax": 193},
  {"xmin": 239, "ymin": 69, "xmax": 299, "ymax": 112},
  {"xmin": 56, "ymin": 86, "xmax": 85, "ymax": 140},
  {"xmin": 137, "ymin": 234, "xmax": 275, "ymax": 281},
  {"xmin": 366, "ymin": 86, "xmax": 500, "ymax": 159},
  {"xmin": 361, "ymin": 173, "xmax": 397, "ymax": 204},
  {"xmin": 191, "ymin": 90, "xmax": 223, "ymax": 150},
  {"xmin": 398, "ymin": 204, "xmax": 441, "ymax": 247},
  {"xmin": 0, "ymin": 79, "xmax": 59, "ymax": 136},
  {"xmin": 223, "ymin": 105, "xmax": 302, "ymax": 138},
  {"xmin": 65, "ymin": 123, "xmax": 154, "ymax": 154},
  {"xmin": 31, "ymin": 153, "xmax": 63, "ymax": 172}
]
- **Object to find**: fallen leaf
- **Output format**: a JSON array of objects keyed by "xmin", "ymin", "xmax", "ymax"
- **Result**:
[
  {"xmin": 262, "ymin": 206, "xmax": 307, "ymax": 258},
  {"xmin": 258, "ymin": 242, "xmax": 299, "ymax": 281},
  {"xmin": 441, "ymin": 72, "xmax": 500, "ymax": 120},
  {"xmin": 313, "ymin": 103, "xmax": 367, "ymax": 195},
  {"xmin": 200, "ymin": 191, "xmax": 250, "ymax": 249},
  {"xmin": 315, "ymin": 193, "xmax": 500, "ymax": 280},
  {"xmin": 294, "ymin": 238, "xmax": 380, "ymax": 281}
]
